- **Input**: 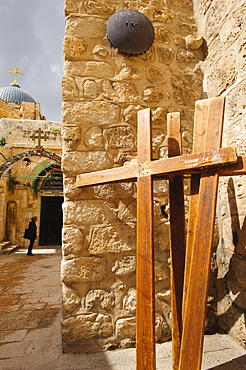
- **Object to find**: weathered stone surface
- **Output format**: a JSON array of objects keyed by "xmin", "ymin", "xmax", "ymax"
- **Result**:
[
  {"xmin": 65, "ymin": 61, "xmax": 115, "ymax": 79},
  {"xmin": 84, "ymin": 126, "xmax": 104, "ymax": 149},
  {"xmin": 116, "ymin": 317, "xmax": 136, "ymax": 339},
  {"xmin": 85, "ymin": 289, "xmax": 115, "ymax": 311},
  {"xmin": 143, "ymin": 86, "xmax": 164, "ymax": 102},
  {"xmin": 62, "ymin": 150, "xmax": 111, "ymax": 176},
  {"xmin": 154, "ymin": 26, "xmax": 170, "ymax": 43},
  {"xmin": 93, "ymin": 183, "xmax": 134, "ymax": 199},
  {"xmin": 83, "ymin": 79, "xmax": 99, "ymax": 98},
  {"xmin": 157, "ymin": 46, "xmax": 175, "ymax": 65},
  {"xmin": 62, "ymin": 313, "xmax": 113, "ymax": 341},
  {"xmin": 64, "ymin": 0, "xmax": 79, "ymax": 15},
  {"xmin": 62, "ymin": 227, "xmax": 84, "ymax": 257},
  {"xmin": 123, "ymin": 105, "xmax": 143, "ymax": 125},
  {"xmin": 116, "ymin": 67, "xmax": 142, "ymax": 80},
  {"xmin": 63, "ymin": 200, "xmax": 118, "ymax": 226},
  {"xmin": 106, "ymin": 126, "xmax": 136, "ymax": 149},
  {"xmin": 62, "ymin": 101, "xmax": 120, "ymax": 125},
  {"xmin": 171, "ymin": 74, "xmax": 202, "ymax": 105},
  {"xmin": 154, "ymin": 222, "xmax": 170, "ymax": 251},
  {"xmin": 152, "ymin": 107, "xmax": 169, "ymax": 125},
  {"xmin": 62, "ymin": 76, "xmax": 79, "ymax": 98},
  {"xmin": 152, "ymin": 7, "xmax": 175, "ymax": 22},
  {"xmin": 65, "ymin": 16, "xmax": 105, "ymax": 39},
  {"xmin": 155, "ymin": 261, "xmax": 169, "ymax": 282},
  {"xmin": 88, "ymin": 225, "xmax": 136, "ymax": 254},
  {"xmin": 177, "ymin": 48, "xmax": 197, "ymax": 63},
  {"xmin": 93, "ymin": 44, "xmax": 108, "ymax": 58},
  {"xmin": 185, "ymin": 35, "xmax": 204, "ymax": 49},
  {"xmin": 63, "ymin": 35, "xmax": 87, "ymax": 59},
  {"xmin": 118, "ymin": 200, "xmax": 137, "ymax": 224},
  {"xmin": 62, "ymin": 284, "xmax": 81, "ymax": 311},
  {"xmin": 83, "ymin": 0, "xmax": 117, "ymax": 15},
  {"xmin": 103, "ymin": 81, "xmax": 140, "ymax": 102},
  {"xmin": 63, "ymin": 176, "xmax": 82, "ymax": 199},
  {"xmin": 62, "ymin": 125, "xmax": 80, "ymax": 150},
  {"xmin": 112, "ymin": 255, "xmax": 136, "ymax": 277},
  {"xmin": 61, "ymin": 257, "xmax": 107, "ymax": 283},
  {"xmin": 146, "ymin": 65, "xmax": 167, "ymax": 84},
  {"xmin": 123, "ymin": 288, "xmax": 136, "ymax": 313}
]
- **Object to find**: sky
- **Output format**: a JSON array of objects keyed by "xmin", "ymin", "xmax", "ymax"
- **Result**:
[{"xmin": 0, "ymin": 0, "xmax": 64, "ymax": 122}]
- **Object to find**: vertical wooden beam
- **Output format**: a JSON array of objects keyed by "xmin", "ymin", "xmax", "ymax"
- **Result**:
[
  {"xmin": 167, "ymin": 112, "xmax": 186, "ymax": 370},
  {"xmin": 136, "ymin": 109, "xmax": 156, "ymax": 370},
  {"xmin": 179, "ymin": 97, "xmax": 225, "ymax": 370}
]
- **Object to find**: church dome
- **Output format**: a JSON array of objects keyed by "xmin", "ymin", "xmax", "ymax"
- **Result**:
[{"xmin": 0, "ymin": 83, "xmax": 36, "ymax": 105}]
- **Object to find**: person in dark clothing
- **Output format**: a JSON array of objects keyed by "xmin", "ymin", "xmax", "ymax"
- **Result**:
[{"xmin": 27, "ymin": 216, "xmax": 37, "ymax": 255}]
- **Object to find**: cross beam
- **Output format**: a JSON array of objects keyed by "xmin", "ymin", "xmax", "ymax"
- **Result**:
[
  {"xmin": 31, "ymin": 128, "xmax": 49, "ymax": 150},
  {"xmin": 8, "ymin": 66, "xmax": 24, "ymax": 85},
  {"xmin": 76, "ymin": 102, "xmax": 241, "ymax": 369}
]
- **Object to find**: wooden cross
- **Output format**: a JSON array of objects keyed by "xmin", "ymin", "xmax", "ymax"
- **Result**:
[
  {"xmin": 76, "ymin": 98, "xmax": 242, "ymax": 369},
  {"xmin": 8, "ymin": 66, "xmax": 24, "ymax": 85},
  {"xmin": 31, "ymin": 128, "xmax": 49, "ymax": 150}
]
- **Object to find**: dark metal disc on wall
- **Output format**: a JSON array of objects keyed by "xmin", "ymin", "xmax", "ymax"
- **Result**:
[{"xmin": 107, "ymin": 9, "xmax": 155, "ymax": 55}]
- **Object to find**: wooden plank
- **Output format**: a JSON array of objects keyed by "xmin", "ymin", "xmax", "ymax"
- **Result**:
[
  {"xmin": 179, "ymin": 96, "xmax": 225, "ymax": 370},
  {"xmin": 76, "ymin": 147, "xmax": 238, "ymax": 187},
  {"xmin": 136, "ymin": 109, "xmax": 156, "ymax": 370},
  {"xmin": 167, "ymin": 112, "xmax": 186, "ymax": 370}
]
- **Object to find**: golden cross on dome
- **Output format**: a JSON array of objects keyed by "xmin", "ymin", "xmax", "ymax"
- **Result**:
[{"xmin": 8, "ymin": 66, "xmax": 24, "ymax": 85}]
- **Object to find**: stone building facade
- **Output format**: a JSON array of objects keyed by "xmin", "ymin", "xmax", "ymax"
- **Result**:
[
  {"xmin": 61, "ymin": 0, "xmax": 245, "ymax": 353},
  {"xmin": 0, "ymin": 81, "xmax": 63, "ymax": 251}
]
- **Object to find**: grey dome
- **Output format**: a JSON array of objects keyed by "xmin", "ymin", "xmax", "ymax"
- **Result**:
[{"xmin": 0, "ymin": 84, "xmax": 36, "ymax": 105}]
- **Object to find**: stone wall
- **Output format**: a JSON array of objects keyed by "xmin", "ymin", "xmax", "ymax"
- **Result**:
[
  {"xmin": 61, "ymin": 0, "xmax": 205, "ymax": 353},
  {"xmin": 193, "ymin": 0, "xmax": 246, "ymax": 347}
]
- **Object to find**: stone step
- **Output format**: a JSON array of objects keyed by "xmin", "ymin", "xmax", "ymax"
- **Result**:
[{"xmin": 0, "ymin": 241, "xmax": 20, "ymax": 254}]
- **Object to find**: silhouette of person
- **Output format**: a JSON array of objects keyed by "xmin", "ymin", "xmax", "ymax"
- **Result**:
[{"xmin": 27, "ymin": 216, "xmax": 37, "ymax": 256}]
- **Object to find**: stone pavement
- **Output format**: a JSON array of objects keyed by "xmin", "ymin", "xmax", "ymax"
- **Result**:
[{"xmin": 0, "ymin": 246, "xmax": 245, "ymax": 370}]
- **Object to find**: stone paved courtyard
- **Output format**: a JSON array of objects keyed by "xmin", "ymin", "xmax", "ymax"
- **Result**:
[{"xmin": 0, "ymin": 246, "xmax": 245, "ymax": 370}]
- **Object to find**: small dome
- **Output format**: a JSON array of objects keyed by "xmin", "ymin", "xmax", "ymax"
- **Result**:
[{"xmin": 0, "ymin": 84, "xmax": 36, "ymax": 105}]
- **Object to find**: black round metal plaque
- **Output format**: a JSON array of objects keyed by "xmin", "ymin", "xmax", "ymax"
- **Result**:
[{"xmin": 107, "ymin": 9, "xmax": 155, "ymax": 55}]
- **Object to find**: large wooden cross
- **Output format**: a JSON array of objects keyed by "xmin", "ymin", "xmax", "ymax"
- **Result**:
[{"xmin": 76, "ymin": 97, "xmax": 244, "ymax": 369}]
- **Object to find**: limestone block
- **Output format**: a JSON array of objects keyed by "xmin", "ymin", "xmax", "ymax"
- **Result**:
[
  {"xmin": 152, "ymin": 107, "xmax": 168, "ymax": 125},
  {"xmin": 62, "ymin": 101, "xmax": 120, "ymax": 125},
  {"xmin": 61, "ymin": 256, "xmax": 107, "ymax": 283},
  {"xmin": 93, "ymin": 183, "xmax": 134, "ymax": 199},
  {"xmin": 206, "ymin": 51, "xmax": 237, "ymax": 96},
  {"xmin": 221, "ymin": 7, "xmax": 246, "ymax": 49},
  {"xmin": 152, "ymin": 8, "xmax": 175, "ymax": 22},
  {"xmin": 106, "ymin": 126, "xmax": 136, "ymax": 149},
  {"xmin": 88, "ymin": 224, "xmax": 136, "ymax": 254},
  {"xmin": 103, "ymin": 81, "xmax": 139, "ymax": 103},
  {"xmin": 185, "ymin": 35, "xmax": 204, "ymax": 50},
  {"xmin": 63, "ymin": 177, "xmax": 82, "ymax": 199},
  {"xmin": 152, "ymin": 129, "xmax": 165, "ymax": 150},
  {"xmin": 171, "ymin": 74, "xmax": 202, "ymax": 105},
  {"xmin": 176, "ymin": 23, "xmax": 197, "ymax": 36},
  {"xmin": 62, "ymin": 226, "xmax": 84, "ymax": 257},
  {"xmin": 65, "ymin": 61, "xmax": 114, "ymax": 79},
  {"xmin": 164, "ymin": 0, "xmax": 193, "ymax": 12},
  {"xmin": 154, "ymin": 222, "xmax": 170, "ymax": 251},
  {"xmin": 85, "ymin": 289, "xmax": 115, "ymax": 311},
  {"xmin": 93, "ymin": 45, "xmax": 108, "ymax": 58},
  {"xmin": 62, "ymin": 283, "xmax": 81, "ymax": 311},
  {"xmin": 146, "ymin": 65, "xmax": 166, "ymax": 84},
  {"xmin": 64, "ymin": 0, "xmax": 79, "ymax": 15},
  {"xmin": 157, "ymin": 46, "xmax": 175, "ymax": 65},
  {"xmin": 116, "ymin": 317, "xmax": 136, "ymax": 339},
  {"xmin": 62, "ymin": 313, "xmax": 113, "ymax": 341},
  {"xmin": 112, "ymin": 255, "xmax": 136, "ymax": 276},
  {"xmin": 84, "ymin": 126, "xmax": 104, "ymax": 149},
  {"xmin": 154, "ymin": 26, "xmax": 170, "ymax": 43},
  {"xmin": 123, "ymin": 105, "xmax": 143, "ymax": 125},
  {"xmin": 155, "ymin": 261, "xmax": 169, "ymax": 282},
  {"xmin": 116, "ymin": 67, "xmax": 142, "ymax": 80},
  {"xmin": 62, "ymin": 125, "xmax": 80, "ymax": 150},
  {"xmin": 118, "ymin": 200, "xmax": 137, "ymax": 224},
  {"xmin": 65, "ymin": 16, "xmax": 105, "ymax": 39},
  {"xmin": 62, "ymin": 151, "xmax": 111, "ymax": 176},
  {"xmin": 63, "ymin": 36, "xmax": 87, "ymax": 59},
  {"xmin": 63, "ymin": 200, "xmax": 118, "ymax": 226},
  {"xmin": 123, "ymin": 288, "xmax": 136, "ymax": 313},
  {"xmin": 62, "ymin": 76, "xmax": 79, "ymax": 98},
  {"xmin": 143, "ymin": 86, "xmax": 164, "ymax": 102},
  {"xmin": 177, "ymin": 48, "xmax": 197, "ymax": 63},
  {"xmin": 83, "ymin": 0, "xmax": 117, "ymax": 15},
  {"xmin": 83, "ymin": 80, "xmax": 99, "ymax": 98}
]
